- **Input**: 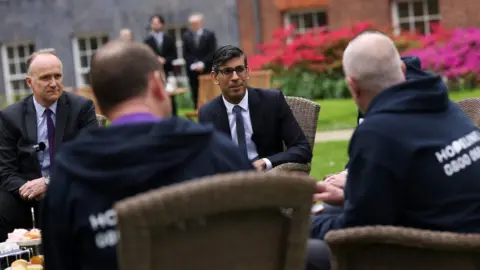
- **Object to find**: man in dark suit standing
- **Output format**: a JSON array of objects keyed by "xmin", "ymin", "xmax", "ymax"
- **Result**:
[
  {"xmin": 198, "ymin": 45, "xmax": 312, "ymax": 171},
  {"xmin": 144, "ymin": 14, "xmax": 178, "ymax": 115},
  {"xmin": 183, "ymin": 13, "xmax": 217, "ymax": 109},
  {"xmin": 0, "ymin": 49, "xmax": 98, "ymax": 240}
]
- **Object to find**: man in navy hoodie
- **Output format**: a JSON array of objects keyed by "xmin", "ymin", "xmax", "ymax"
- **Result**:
[
  {"xmin": 307, "ymin": 31, "xmax": 480, "ymax": 269},
  {"xmin": 41, "ymin": 41, "xmax": 254, "ymax": 270}
]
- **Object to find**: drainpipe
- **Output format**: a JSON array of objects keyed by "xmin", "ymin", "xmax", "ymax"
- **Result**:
[{"xmin": 252, "ymin": 0, "xmax": 263, "ymax": 52}]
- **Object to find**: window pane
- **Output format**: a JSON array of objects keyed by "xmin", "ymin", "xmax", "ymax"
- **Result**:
[
  {"xmin": 82, "ymin": 73, "xmax": 91, "ymax": 85},
  {"xmin": 79, "ymin": 39, "xmax": 86, "ymax": 51},
  {"xmin": 427, "ymin": 0, "xmax": 439, "ymax": 14},
  {"xmin": 80, "ymin": 55, "xmax": 88, "ymax": 68},
  {"xmin": 9, "ymin": 63, "xmax": 15, "ymax": 74},
  {"xmin": 413, "ymin": 1, "xmax": 424, "ymax": 17},
  {"xmin": 7, "ymin": 47, "xmax": 14, "ymax": 59},
  {"xmin": 415, "ymin": 21, "xmax": 426, "ymax": 34},
  {"xmin": 303, "ymin": 13, "xmax": 314, "ymax": 29},
  {"xmin": 11, "ymin": 80, "xmax": 20, "ymax": 90},
  {"xmin": 22, "ymin": 80, "xmax": 29, "ymax": 90},
  {"xmin": 18, "ymin": 46, "xmax": 25, "ymax": 58},
  {"xmin": 429, "ymin": 19, "xmax": 440, "ymax": 32},
  {"xmin": 316, "ymin": 11, "xmax": 327, "ymax": 26},
  {"xmin": 20, "ymin": 62, "xmax": 27, "ymax": 74},
  {"xmin": 90, "ymin": 37, "xmax": 98, "ymax": 50},
  {"xmin": 289, "ymin": 14, "xmax": 300, "ymax": 27},
  {"xmin": 400, "ymin": 22, "xmax": 411, "ymax": 32},
  {"xmin": 29, "ymin": 44, "xmax": 35, "ymax": 54},
  {"xmin": 398, "ymin": 2, "xmax": 410, "ymax": 18}
]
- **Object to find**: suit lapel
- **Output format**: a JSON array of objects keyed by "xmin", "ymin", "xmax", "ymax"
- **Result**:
[
  {"xmin": 54, "ymin": 94, "xmax": 69, "ymax": 151},
  {"xmin": 213, "ymin": 97, "xmax": 231, "ymax": 137},
  {"xmin": 25, "ymin": 96, "xmax": 37, "ymax": 143},
  {"xmin": 247, "ymin": 88, "xmax": 263, "ymax": 145}
]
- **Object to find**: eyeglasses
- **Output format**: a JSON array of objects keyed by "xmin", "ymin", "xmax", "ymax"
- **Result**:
[{"xmin": 217, "ymin": 65, "xmax": 248, "ymax": 77}]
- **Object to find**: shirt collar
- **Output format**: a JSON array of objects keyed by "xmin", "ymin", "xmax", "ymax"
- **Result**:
[
  {"xmin": 222, "ymin": 89, "xmax": 249, "ymax": 114},
  {"xmin": 196, "ymin": 28, "xmax": 204, "ymax": 36},
  {"xmin": 33, "ymin": 97, "xmax": 57, "ymax": 118}
]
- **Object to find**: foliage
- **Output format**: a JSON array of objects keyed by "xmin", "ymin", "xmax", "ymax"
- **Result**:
[
  {"xmin": 404, "ymin": 25, "xmax": 480, "ymax": 90},
  {"xmin": 249, "ymin": 21, "xmax": 422, "ymax": 99}
]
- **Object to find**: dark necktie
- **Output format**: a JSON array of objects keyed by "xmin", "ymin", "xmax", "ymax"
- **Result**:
[
  {"xmin": 195, "ymin": 33, "xmax": 201, "ymax": 47},
  {"xmin": 233, "ymin": 105, "xmax": 247, "ymax": 156},
  {"xmin": 44, "ymin": 109, "xmax": 55, "ymax": 168}
]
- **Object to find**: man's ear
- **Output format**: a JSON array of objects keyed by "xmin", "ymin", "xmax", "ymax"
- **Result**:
[
  {"xmin": 401, "ymin": 62, "xmax": 406, "ymax": 75},
  {"xmin": 346, "ymin": 76, "xmax": 360, "ymax": 100},
  {"xmin": 210, "ymin": 71, "xmax": 219, "ymax": 84},
  {"xmin": 25, "ymin": 76, "xmax": 32, "ymax": 89}
]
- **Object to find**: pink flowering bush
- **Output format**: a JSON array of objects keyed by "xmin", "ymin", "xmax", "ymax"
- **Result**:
[{"xmin": 404, "ymin": 25, "xmax": 480, "ymax": 89}]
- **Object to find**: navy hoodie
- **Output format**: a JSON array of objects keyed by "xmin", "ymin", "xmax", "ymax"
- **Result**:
[
  {"xmin": 41, "ymin": 117, "xmax": 254, "ymax": 270},
  {"xmin": 312, "ymin": 57, "xmax": 480, "ymax": 239}
]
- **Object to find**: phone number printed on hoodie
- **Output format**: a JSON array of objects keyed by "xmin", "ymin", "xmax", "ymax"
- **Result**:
[{"xmin": 435, "ymin": 130, "xmax": 480, "ymax": 177}]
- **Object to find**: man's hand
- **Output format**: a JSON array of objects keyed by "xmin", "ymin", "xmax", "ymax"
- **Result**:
[
  {"xmin": 157, "ymin": 56, "xmax": 166, "ymax": 65},
  {"xmin": 324, "ymin": 170, "xmax": 347, "ymax": 189},
  {"xmin": 19, "ymin": 178, "xmax": 47, "ymax": 200},
  {"xmin": 313, "ymin": 182, "xmax": 344, "ymax": 206},
  {"xmin": 252, "ymin": 159, "xmax": 266, "ymax": 171}
]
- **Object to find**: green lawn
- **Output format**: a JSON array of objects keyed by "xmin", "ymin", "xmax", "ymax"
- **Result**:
[
  {"xmin": 314, "ymin": 89, "xmax": 480, "ymax": 131},
  {"xmin": 178, "ymin": 89, "xmax": 480, "ymax": 132},
  {"xmin": 310, "ymin": 141, "xmax": 349, "ymax": 180}
]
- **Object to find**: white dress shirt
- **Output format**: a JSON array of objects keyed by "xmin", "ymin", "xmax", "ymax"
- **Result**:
[
  {"xmin": 152, "ymin": 31, "xmax": 164, "ymax": 47},
  {"xmin": 33, "ymin": 97, "xmax": 57, "ymax": 177},
  {"xmin": 222, "ymin": 90, "xmax": 273, "ymax": 170}
]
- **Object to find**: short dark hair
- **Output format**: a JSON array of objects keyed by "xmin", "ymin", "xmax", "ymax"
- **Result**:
[
  {"xmin": 150, "ymin": 14, "xmax": 165, "ymax": 24},
  {"xmin": 211, "ymin": 45, "xmax": 248, "ymax": 72},
  {"xmin": 90, "ymin": 41, "xmax": 161, "ymax": 114}
]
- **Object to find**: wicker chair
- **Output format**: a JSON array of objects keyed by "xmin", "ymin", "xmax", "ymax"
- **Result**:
[
  {"xmin": 269, "ymin": 97, "xmax": 321, "ymax": 174},
  {"xmin": 457, "ymin": 97, "xmax": 480, "ymax": 127},
  {"xmin": 325, "ymin": 226, "xmax": 480, "ymax": 270},
  {"xmin": 114, "ymin": 171, "xmax": 316, "ymax": 270}
]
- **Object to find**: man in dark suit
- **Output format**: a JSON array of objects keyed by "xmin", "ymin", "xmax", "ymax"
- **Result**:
[
  {"xmin": 183, "ymin": 13, "xmax": 217, "ymax": 109},
  {"xmin": 198, "ymin": 45, "xmax": 312, "ymax": 171},
  {"xmin": 144, "ymin": 14, "xmax": 179, "ymax": 115},
  {"xmin": 0, "ymin": 49, "xmax": 98, "ymax": 241}
]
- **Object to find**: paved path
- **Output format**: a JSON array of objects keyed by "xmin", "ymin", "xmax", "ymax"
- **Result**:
[{"xmin": 315, "ymin": 129, "xmax": 354, "ymax": 142}]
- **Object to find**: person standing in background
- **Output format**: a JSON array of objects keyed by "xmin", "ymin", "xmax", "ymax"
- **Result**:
[
  {"xmin": 119, "ymin": 28, "xmax": 133, "ymax": 42},
  {"xmin": 183, "ymin": 13, "xmax": 217, "ymax": 109},
  {"xmin": 144, "ymin": 14, "xmax": 178, "ymax": 115}
]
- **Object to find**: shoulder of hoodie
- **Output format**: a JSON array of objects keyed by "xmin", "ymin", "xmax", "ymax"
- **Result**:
[{"xmin": 352, "ymin": 114, "xmax": 413, "ymax": 152}]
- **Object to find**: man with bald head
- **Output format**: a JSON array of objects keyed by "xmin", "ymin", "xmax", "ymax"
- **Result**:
[
  {"xmin": 41, "ymin": 41, "xmax": 253, "ymax": 270},
  {"xmin": 306, "ymin": 31, "xmax": 480, "ymax": 269},
  {"xmin": 0, "ymin": 49, "xmax": 97, "ymax": 240},
  {"xmin": 183, "ymin": 12, "xmax": 217, "ymax": 108}
]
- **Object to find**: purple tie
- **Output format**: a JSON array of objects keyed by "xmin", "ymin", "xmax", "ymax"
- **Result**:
[{"xmin": 44, "ymin": 109, "xmax": 55, "ymax": 167}]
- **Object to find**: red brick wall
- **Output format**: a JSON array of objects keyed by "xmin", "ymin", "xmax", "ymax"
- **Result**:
[
  {"xmin": 440, "ymin": 0, "xmax": 480, "ymax": 28},
  {"xmin": 328, "ymin": 0, "xmax": 391, "ymax": 29}
]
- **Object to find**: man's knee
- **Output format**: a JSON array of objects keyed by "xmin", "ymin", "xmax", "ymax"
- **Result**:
[{"xmin": 305, "ymin": 239, "xmax": 332, "ymax": 270}]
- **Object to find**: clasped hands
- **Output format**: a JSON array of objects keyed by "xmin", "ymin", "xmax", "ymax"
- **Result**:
[
  {"xmin": 313, "ymin": 170, "xmax": 347, "ymax": 209},
  {"xmin": 19, "ymin": 178, "xmax": 47, "ymax": 200}
]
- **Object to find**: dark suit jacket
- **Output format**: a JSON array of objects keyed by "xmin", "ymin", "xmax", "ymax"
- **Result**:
[
  {"xmin": 0, "ymin": 92, "xmax": 98, "ymax": 195},
  {"xmin": 182, "ymin": 29, "xmax": 217, "ymax": 74},
  {"xmin": 144, "ymin": 33, "xmax": 178, "ymax": 74},
  {"xmin": 198, "ymin": 87, "xmax": 312, "ymax": 167}
]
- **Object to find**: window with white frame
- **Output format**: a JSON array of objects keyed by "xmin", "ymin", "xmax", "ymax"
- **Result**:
[
  {"xmin": 392, "ymin": 0, "xmax": 440, "ymax": 35},
  {"xmin": 284, "ymin": 10, "xmax": 328, "ymax": 33},
  {"xmin": 72, "ymin": 35, "xmax": 109, "ymax": 87},
  {"xmin": 1, "ymin": 42, "xmax": 35, "ymax": 104}
]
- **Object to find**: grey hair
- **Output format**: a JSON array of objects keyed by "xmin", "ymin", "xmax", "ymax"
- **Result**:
[
  {"xmin": 342, "ymin": 32, "xmax": 404, "ymax": 93},
  {"xmin": 188, "ymin": 12, "xmax": 204, "ymax": 22}
]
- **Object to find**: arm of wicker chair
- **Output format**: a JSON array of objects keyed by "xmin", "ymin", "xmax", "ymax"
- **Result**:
[
  {"xmin": 268, "ymin": 162, "xmax": 311, "ymax": 174},
  {"xmin": 325, "ymin": 226, "xmax": 480, "ymax": 250}
]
